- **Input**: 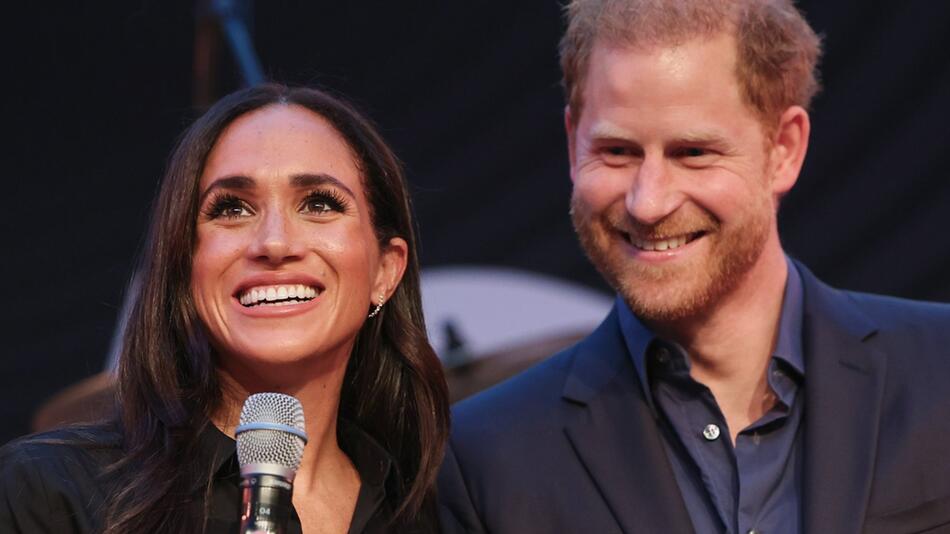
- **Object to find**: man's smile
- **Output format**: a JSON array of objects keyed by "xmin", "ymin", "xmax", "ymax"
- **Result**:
[{"xmin": 623, "ymin": 231, "xmax": 707, "ymax": 252}]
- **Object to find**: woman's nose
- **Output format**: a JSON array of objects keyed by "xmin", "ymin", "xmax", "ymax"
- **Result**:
[{"xmin": 248, "ymin": 210, "xmax": 304, "ymax": 264}]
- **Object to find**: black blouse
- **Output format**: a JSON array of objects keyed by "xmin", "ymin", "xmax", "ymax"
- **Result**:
[{"xmin": 0, "ymin": 421, "xmax": 404, "ymax": 533}]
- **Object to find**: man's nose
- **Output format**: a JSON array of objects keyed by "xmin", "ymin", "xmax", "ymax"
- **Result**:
[
  {"xmin": 248, "ymin": 210, "xmax": 304, "ymax": 264},
  {"xmin": 625, "ymin": 154, "xmax": 681, "ymax": 225}
]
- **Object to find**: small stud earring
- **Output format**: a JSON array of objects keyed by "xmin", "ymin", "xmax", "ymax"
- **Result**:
[{"xmin": 367, "ymin": 293, "xmax": 385, "ymax": 318}]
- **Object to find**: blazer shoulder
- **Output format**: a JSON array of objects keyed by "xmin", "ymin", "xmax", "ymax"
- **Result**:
[
  {"xmin": 841, "ymin": 290, "xmax": 950, "ymax": 355},
  {"xmin": 451, "ymin": 342, "xmax": 579, "ymax": 440},
  {"xmin": 840, "ymin": 290, "xmax": 950, "ymax": 382},
  {"xmin": 797, "ymin": 260, "xmax": 950, "ymax": 336},
  {"xmin": 845, "ymin": 290, "xmax": 950, "ymax": 330}
]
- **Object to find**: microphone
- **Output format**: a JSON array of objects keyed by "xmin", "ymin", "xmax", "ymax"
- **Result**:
[{"xmin": 235, "ymin": 393, "xmax": 308, "ymax": 534}]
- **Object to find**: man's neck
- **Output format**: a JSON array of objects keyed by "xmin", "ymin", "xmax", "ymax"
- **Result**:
[{"xmin": 652, "ymin": 245, "xmax": 790, "ymax": 442}]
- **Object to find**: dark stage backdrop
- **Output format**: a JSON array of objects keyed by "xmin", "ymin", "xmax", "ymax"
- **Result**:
[{"xmin": 2, "ymin": 1, "xmax": 949, "ymax": 444}]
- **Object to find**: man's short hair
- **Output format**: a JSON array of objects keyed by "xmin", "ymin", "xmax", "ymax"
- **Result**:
[{"xmin": 560, "ymin": 0, "xmax": 823, "ymax": 130}]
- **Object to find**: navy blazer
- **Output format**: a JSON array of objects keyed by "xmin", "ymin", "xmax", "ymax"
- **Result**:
[{"xmin": 438, "ymin": 264, "xmax": 950, "ymax": 533}]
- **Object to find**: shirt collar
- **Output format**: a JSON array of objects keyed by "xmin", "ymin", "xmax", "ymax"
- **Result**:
[
  {"xmin": 619, "ymin": 256, "xmax": 806, "ymax": 411},
  {"xmin": 774, "ymin": 256, "xmax": 805, "ymax": 376},
  {"xmin": 199, "ymin": 418, "xmax": 394, "ymax": 501},
  {"xmin": 198, "ymin": 420, "xmax": 239, "ymax": 477}
]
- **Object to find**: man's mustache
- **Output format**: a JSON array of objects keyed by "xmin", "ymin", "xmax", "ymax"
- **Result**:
[{"xmin": 603, "ymin": 204, "xmax": 720, "ymax": 240}]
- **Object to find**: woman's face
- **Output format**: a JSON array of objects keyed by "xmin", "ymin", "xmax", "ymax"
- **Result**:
[{"xmin": 191, "ymin": 104, "xmax": 407, "ymax": 384}]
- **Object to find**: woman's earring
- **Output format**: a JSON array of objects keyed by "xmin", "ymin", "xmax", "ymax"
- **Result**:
[{"xmin": 368, "ymin": 293, "xmax": 385, "ymax": 319}]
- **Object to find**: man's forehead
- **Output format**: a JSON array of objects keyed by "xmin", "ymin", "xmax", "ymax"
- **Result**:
[
  {"xmin": 584, "ymin": 34, "xmax": 745, "ymax": 104},
  {"xmin": 587, "ymin": 35, "xmax": 738, "ymax": 92},
  {"xmin": 590, "ymin": 30, "xmax": 739, "ymax": 67}
]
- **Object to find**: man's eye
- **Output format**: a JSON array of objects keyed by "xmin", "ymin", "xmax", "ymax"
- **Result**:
[
  {"xmin": 599, "ymin": 146, "xmax": 640, "ymax": 166},
  {"xmin": 604, "ymin": 146, "xmax": 633, "ymax": 157},
  {"xmin": 678, "ymin": 147, "xmax": 708, "ymax": 158}
]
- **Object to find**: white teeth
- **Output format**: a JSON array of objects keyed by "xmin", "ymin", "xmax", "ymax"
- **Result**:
[
  {"xmin": 631, "ymin": 234, "xmax": 693, "ymax": 252},
  {"xmin": 238, "ymin": 284, "xmax": 321, "ymax": 307}
]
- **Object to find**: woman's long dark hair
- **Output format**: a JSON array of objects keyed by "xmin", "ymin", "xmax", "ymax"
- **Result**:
[{"xmin": 108, "ymin": 85, "xmax": 449, "ymax": 533}]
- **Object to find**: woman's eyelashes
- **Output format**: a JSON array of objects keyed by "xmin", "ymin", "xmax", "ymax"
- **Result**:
[
  {"xmin": 300, "ymin": 189, "xmax": 349, "ymax": 215},
  {"xmin": 201, "ymin": 188, "xmax": 350, "ymax": 221},
  {"xmin": 203, "ymin": 193, "xmax": 253, "ymax": 220}
]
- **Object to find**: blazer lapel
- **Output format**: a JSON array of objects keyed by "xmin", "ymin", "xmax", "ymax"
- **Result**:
[
  {"xmin": 798, "ymin": 264, "xmax": 887, "ymax": 534},
  {"xmin": 561, "ymin": 307, "xmax": 695, "ymax": 534}
]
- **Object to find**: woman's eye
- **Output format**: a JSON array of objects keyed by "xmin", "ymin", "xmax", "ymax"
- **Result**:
[
  {"xmin": 204, "ymin": 195, "xmax": 252, "ymax": 219},
  {"xmin": 221, "ymin": 205, "xmax": 250, "ymax": 217},
  {"xmin": 302, "ymin": 191, "xmax": 347, "ymax": 215},
  {"xmin": 305, "ymin": 200, "xmax": 333, "ymax": 213}
]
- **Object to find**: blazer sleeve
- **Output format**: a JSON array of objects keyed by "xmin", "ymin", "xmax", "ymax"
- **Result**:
[{"xmin": 437, "ymin": 438, "xmax": 487, "ymax": 534}]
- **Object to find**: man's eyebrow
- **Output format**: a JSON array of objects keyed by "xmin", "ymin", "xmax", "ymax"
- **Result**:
[
  {"xmin": 199, "ymin": 175, "xmax": 255, "ymax": 203},
  {"xmin": 291, "ymin": 173, "xmax": 357, "ymax": 200},
  {"xmin": 588, "ymin": 122, "xmax": 636, "ymax": 141},
  {"xmin": 672, "ymin": 130, "xmax": 732, "ymax": 146},
  {"xmin": 588, "ymin": 123, "xmax": 733, "ymax": 148}
]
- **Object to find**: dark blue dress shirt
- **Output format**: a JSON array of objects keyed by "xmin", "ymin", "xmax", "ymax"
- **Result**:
[{"xmin": 618, "ymin": 259, "xmax": 805, "ymax": 534}]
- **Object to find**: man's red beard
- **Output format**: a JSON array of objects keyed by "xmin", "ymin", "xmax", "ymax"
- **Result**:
[{"xmin": 570, "ymin": 195, "xmax": 771, "ymax": 324}]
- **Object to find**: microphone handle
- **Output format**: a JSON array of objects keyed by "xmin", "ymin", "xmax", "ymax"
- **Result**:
[{"xmin": 239, "ymin": 473, "xmax": 294, "ymax": 534}]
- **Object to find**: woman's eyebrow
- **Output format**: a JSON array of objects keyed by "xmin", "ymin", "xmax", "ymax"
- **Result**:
[
  {"xmin": 291, "ymin": 173, "xmax": 356, "ymax": 200},
  {"xmin": 199, "ymin": 175, "xmax": 255, "ymax": 203}
]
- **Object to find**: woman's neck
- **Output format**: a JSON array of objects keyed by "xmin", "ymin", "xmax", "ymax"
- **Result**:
[
  {"xmin": 212, "ymin": 361, "xmax": 362, "ymax": 533},
  {"xmin": 212, "ymin": 359, "xmax": 352, "ymax": 481}
]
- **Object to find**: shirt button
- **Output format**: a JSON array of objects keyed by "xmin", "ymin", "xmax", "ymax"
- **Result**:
[
  {"xmin": 655, "ymin": 347, "xmax": 670, "ymax": 364},
  {"xmin": 702, "ymin": 424, "xmax": 721, "ymax": 441},
  {"xmin": 748, "ymin": 530, "xmax": 760, "ymax": 534}
]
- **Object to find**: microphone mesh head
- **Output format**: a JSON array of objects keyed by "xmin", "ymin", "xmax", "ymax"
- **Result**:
[{"xmin": 236, "ymin": 393, "xmax": 306, "ymax": 472}]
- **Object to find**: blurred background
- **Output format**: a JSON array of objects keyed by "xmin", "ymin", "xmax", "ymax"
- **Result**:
[{"xmin": 2, "ymin": 0, "xmax": 949, "ymax": 444}]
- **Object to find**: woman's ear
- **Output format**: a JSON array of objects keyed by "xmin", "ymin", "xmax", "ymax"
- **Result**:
[{"xmin": 373, "ymin": 237, "xmax": 409, "ymax": 303}]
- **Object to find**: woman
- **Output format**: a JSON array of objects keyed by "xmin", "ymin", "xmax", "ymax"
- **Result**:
[{"xmin": 0, "ymin": 85, "xmax": 450, "ymax": 533}]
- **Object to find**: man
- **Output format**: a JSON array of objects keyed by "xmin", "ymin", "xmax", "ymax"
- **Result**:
[{"xmin": 438, "ymin": 1, "xmax": 950, "ymax": 533}]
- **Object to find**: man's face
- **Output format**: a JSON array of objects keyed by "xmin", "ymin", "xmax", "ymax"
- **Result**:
[{"xmin": 568, "ymin": 32, "xmax": 784, "ymax": 323}]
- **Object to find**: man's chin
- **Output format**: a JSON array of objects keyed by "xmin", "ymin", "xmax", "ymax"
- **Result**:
[
  {"xmin": 584, "ymin": 251, "xmax": 706, "ymax": 321},
  {"xmin": 618, "ymin": 277, "xmax": 716, "ymax": 323}
]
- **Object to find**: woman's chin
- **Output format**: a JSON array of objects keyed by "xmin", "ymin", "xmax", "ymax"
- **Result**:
[{"xmin": 217, "ymin": 337, "xmax": 351, "ymax": 380}]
